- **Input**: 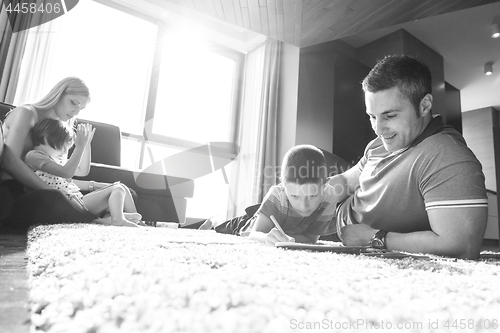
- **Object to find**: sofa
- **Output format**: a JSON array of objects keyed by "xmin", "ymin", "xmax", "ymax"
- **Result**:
[{"xmin": 0, "ymin": 101, "xmax": 194, "ymax": 231}]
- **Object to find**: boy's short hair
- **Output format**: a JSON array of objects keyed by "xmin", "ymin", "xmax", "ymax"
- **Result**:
[
  {"xmin": 32, "ymin": 118, "xmax": 73, "ymax": 151},
  {"xmin": 281, "ymin": 144, "xmax": 327, "ymax": 185}
]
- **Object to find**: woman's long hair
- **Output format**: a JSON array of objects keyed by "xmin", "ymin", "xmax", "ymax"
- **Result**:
[
  {"xmin": 32, "ymin": 77, "xmax": 90, "ymax": 110},
  {"xmin": 31, "ymin": 77, "xmax": 90, "ymax": 127}
]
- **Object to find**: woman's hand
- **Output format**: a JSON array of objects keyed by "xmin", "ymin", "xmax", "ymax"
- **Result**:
[{"xmin": 73, "ymin": 123, "xmax": 95, "ymax": 149}]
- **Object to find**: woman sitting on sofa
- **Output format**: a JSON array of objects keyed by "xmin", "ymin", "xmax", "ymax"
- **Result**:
[{"xmin": 0, "ymin": 77, "xmax": 124, "ymax": 230}]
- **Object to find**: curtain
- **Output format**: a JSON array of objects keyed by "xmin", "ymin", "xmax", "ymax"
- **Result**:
[
  {"xmin": 12, "ymin": 18, "xmax": 59, "ymax": 106},
  {"xmin": 227, "ymin": 38, "xmax": 282, "ymax": 217},
  {"xmin": 0, "ymin": 4, "xmax": 29, "ymax": 103},
  {"xmin": 0, "ymin": 2, "xmax": 59, "ymax": 105}
]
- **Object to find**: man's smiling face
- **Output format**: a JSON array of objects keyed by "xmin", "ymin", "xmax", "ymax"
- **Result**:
[{"xmin": 365, "ymin": 86, "xmax": 430, "ymax": 152}]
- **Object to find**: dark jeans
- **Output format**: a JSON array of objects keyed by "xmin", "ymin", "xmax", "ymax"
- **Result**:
[
  {"xmin": 0, "ymin": 180, "xmax": 96, "ymax": 233},
  {"xmin": 214, "ymin": 204, "xmax": 260, "ymax": 235}
]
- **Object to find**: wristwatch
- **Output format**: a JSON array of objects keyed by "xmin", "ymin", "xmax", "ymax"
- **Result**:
[{"xmin": 369, "ymin": 230, "xmax": 388, "ymax": 249}]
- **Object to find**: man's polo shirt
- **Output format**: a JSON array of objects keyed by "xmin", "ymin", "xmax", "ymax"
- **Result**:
[{"xmin": 337, "ymin": 115, "xmax": 488, "ymax": 235}]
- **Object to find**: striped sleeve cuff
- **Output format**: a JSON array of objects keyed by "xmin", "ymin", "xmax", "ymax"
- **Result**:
[{"xmin": 426, "ymin": 198, "xmax": 488, "ymax": 210}]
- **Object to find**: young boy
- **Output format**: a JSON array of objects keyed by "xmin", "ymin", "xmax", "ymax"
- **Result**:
[
  {"xmin": 202, "ymin": 144, "xmax": 339, "ymax": 245},
  {"xmin": 24, "ymin": 118, "xmax": 141, "ymax": 227}
]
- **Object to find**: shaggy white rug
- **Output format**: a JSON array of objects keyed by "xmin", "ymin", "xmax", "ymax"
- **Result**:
[{"xmin": 27, "ymin": 224, "xmax": 500, "ymax": 333}]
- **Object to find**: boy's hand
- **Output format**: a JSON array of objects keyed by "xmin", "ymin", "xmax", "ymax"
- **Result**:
[{"xmin": 265, "ymin": 228, "xmax": 295, "ymax": 246}]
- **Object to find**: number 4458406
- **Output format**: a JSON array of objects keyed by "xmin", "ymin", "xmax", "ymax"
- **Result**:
[
  {"xmin": 5, "ymin": 2, "xmax": 62, "ymax": 14},
  {"xmin": 444, "ymin": 319, "xmax": 498, "ymax": 330}
]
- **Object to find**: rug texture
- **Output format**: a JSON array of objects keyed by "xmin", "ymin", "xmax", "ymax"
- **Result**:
[{"xmin": 27, "ymin": 224, "xmax": 500, "ymax": 333}]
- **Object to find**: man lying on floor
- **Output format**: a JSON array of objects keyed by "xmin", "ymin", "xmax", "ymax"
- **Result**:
[{"xmin": 202, "ymin": 55, "xmax": 488, "ymax": 260}]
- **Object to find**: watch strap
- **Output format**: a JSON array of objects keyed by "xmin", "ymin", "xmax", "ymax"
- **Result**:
[{"xmin": 370, "ymin": 229, "xmax": 388, "ymax": 249}]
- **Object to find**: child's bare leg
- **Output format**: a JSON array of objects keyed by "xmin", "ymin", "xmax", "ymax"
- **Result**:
[
  {"xmin": 107, "ymin": 186, "xmax": 138, "ymax": 226},
  {"xmin": 122, "ymin": 185, "xmax": 138, "ymax": 213},
  {"xmin": 97, "ymin": 211, "xmax": 141, "ymax": 224},
  {"xmin": 83, "ymin": 185, "xmax": 137, "ymax": 227},
  {"xmin": 124, "ymin": 212, "xmax": 141, "ymax": 222},
  {"xmin": 120, "ymin": 185, "xmax": 142, "ymax": 222}
]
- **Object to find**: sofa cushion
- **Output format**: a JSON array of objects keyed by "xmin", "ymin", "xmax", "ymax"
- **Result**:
[{"xmin": 75, "ymin": 118, "xmax": 121, "ymax": 167}]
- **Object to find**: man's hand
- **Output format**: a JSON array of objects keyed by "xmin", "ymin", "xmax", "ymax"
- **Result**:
[{"xmin": 340, "ymin": 223, "xmax": 377, "ymax": 246}]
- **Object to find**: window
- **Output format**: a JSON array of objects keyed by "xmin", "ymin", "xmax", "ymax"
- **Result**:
[
  {"xmin": 17, "ymin": 0, "xmax": 246, "ymax": 219},
  {"xmin": 150, "ymin": 33, "xmax": 239, "ymax": 146},
  {"xmin": 36, "ymin": 0, "xmax": 157, "ymax": 138}
]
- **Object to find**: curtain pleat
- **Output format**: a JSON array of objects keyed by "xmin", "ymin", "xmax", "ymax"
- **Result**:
[
  {"xmin": 12, "ymin": 19, "xmax": 58, "ymax": 106},
  {"xmin": 0, "ymin": 5, "xmax": 29, "ymax": 103},
  {"xmin": 227, "ymin": 38, "xmax": 282, "ymax": 218},
  {"xmin": 255, "ymin": 39, "xmax": 281, "ymax": 201}
]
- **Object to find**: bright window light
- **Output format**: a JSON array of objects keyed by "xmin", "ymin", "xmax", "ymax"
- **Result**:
[
  {"xmin": 151, "ymin": 32, "xmax": 236, "ymax": 144},
  {"xmin": 40, "ymin": 0, "xmax": 156, "ymax": 136}
]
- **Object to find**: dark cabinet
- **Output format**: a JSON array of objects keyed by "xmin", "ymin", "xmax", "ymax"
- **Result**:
[{"xmin": 297, "ymin": 42, "xmax": 373, "ymax": 165}]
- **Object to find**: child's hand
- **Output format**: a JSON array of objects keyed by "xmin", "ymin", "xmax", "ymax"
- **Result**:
[
  {"xmin": 265, "ymin": 228, "xmax": 295, "ymax": 246},
  {"xmin": 74, "ymin": 123, "xmax": 95, "ymax": 148}
]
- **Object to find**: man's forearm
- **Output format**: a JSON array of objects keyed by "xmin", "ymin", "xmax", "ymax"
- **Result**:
[
  {"xmin": 341, "ymin": 211, "xmax": 486, "ymax": 260},
  {"xmin": 385, "ymin": 230, "xmax": 481, "ymax": 260}
]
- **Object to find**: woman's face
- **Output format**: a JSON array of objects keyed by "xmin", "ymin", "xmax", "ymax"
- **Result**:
[{"xmin": 53, "ymin": 94, "xmax": 90, "ymax": 122}]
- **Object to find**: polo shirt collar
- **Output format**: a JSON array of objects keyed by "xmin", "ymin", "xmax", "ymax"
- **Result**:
[{"xmin": 409, "ymin": 114, "xmax": 445, "ymax": 149}]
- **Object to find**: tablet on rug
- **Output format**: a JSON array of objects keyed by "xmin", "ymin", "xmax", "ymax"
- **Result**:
[{"xmin": 275, "ymin": 242, "xmax": 431, "ymax": 259}]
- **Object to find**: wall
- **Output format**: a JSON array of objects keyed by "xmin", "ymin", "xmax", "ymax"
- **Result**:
[
  {"xmin": 295, "ymin": 40, "xmax": 372, "ymax": 164},
  {"xmin": 278, "ymin": 43, "xmax": 300, "ymax": 162},
  {"xmin": 295, "ymin": 47, "xmax": 336, "ymax": 152},
  {"xmin": 462, "ymin": 107, "xmax": 499, "ymax": 192},
  {"xmin": 332, "ymin": 51, "xmax": 373, "ymax": 164},
  {"xmin": 462, "ymin": 107, "xmax": 500, "ymax": 240},
  {"xmin": 356, "ymin": 29, "xmax": 448, "ymax": 125}
]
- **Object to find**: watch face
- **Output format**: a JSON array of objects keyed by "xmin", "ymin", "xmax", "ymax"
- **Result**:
[{"xmin": 370, "ymin": 239, "xmax": 384, "ymax": 249}]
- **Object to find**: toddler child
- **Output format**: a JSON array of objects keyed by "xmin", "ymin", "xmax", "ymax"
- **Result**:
[
  {"xmin": 202, "ymin": 144, "xmax": 339, "ymax": 245},
  {"xmin": 24, "ymin": 118, "xmax": 141, "ymax": 227}
]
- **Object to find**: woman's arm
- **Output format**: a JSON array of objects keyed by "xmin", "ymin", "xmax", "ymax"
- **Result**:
[
  {"xmin": 72, "ymin": 179, "xmax": 113, "ymax": 192},
  {"xmin": 1, "ymin": 107, "xmax": 51, "ymax": 190},
  {"xmin": 34, "ymin": 146, "xmax": 85, "ymax": 179},
  {"xmin": 74, "ymin": 123, "xmax": 95, "ymax": 177}
]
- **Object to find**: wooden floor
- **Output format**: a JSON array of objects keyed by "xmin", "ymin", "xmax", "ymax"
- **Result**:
[
  {"xmin": 0, "ymin": 233, "xmax": 30, "ymax": 333},
  {"xmin": 0, "ymin": 232, "xmax": 498, "ymax": 333}
]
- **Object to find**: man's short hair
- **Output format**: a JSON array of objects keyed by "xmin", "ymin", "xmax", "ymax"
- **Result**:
[
  {"xmin": 281, "ymin": 144, "xmax": 327, "ymax": 185},
  {"xmin": 362, "ymin": 55, "xmax": 432, "ymax": 114}
]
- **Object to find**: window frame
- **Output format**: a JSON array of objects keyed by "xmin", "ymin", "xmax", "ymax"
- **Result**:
[
  {"xmin": 142, "ymin": 34, "xmax": 244, "ymax": 153},
  {"xmin": 65, "ymin": 0, "xmax": 245, "ymax": 170},
  {"xmin": 94, "ymin": 4, "xmax": 247, "ymax": 168}
]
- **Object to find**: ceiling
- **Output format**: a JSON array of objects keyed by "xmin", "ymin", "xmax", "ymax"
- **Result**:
[
  {"xmin": 341, "ymin": 1, "xmax": 500, "ymax": 112},
  {"xmin": 122, "ymin": 0, "xmax": 500, "ymax": 112}
]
